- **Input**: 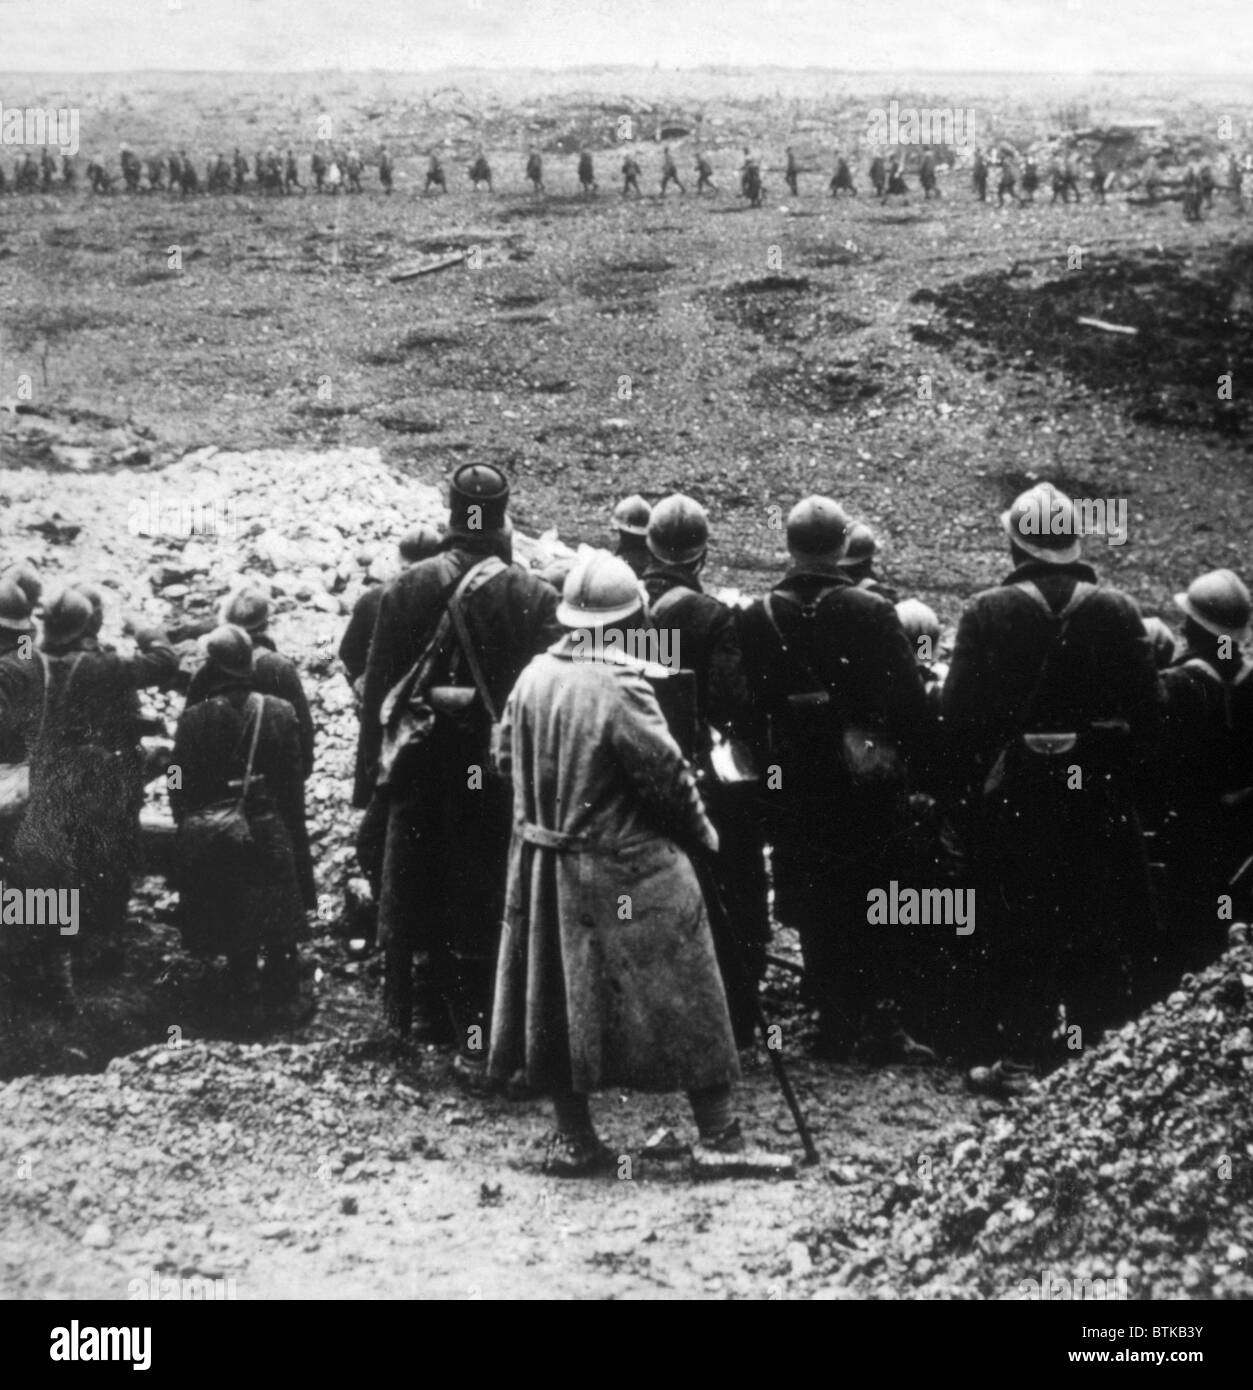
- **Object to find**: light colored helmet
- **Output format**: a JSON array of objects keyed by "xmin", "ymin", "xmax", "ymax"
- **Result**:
[
  {"xmin": 557, "ymin": 550, "xmax": 644, "ymax": 628},
  {"xmin": 1174, "ymin": 569, "xmax": 1251, "ymax": 640},
  {"xmin": 1001, "ymin": 481, "xmax": 1081, "ymax": 564},
  {"xmin": 0, "ymin": 578, "xmax": 33, "ymax": 633}
]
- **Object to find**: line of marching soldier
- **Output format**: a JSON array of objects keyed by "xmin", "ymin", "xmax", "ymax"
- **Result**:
[{"xmin": 348, "ymin": 465, "xmax": 1253, "ymax": 1163}]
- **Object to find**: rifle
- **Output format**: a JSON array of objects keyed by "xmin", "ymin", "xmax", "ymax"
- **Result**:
[{"xmin": 696, "ymin": 850, "xmax": 820, "ymax": 1166}]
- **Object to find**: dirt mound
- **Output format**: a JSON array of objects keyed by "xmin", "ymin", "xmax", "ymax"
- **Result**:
[
  {"xmin": 813, "ymin": 940, "xmax": 1253, "ymax": 1299},
  {"xmin": 911, "ymin": 242, "xmax": 1253, "ymax": 435}
]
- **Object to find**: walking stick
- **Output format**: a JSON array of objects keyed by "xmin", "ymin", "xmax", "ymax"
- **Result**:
[{"xmin": 696, "ymin": 852, "xmax": 820, "ymax": 1166}]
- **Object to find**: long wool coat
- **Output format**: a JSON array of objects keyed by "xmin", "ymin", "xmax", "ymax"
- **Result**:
[
  {"xmin": 487, "ymin": 638, "xmax": 739, "ymax": 1095},
  {"xmin": 361, "ymin": 542, "xmax": 561, "ymax": 964}
]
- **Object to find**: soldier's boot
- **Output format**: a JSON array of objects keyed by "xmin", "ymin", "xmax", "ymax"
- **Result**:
[
  {"xmin": 689, "ymin": 1088, "xmax": 794, "ymax": 1178},
  {"xmin": 545, "ymin": 1093, "xmax": 614, "ymax": 1176}
]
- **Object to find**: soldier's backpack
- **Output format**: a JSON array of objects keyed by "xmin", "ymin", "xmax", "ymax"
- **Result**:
[
  {"xmin": 377, "ymin": 556, "xmax": 506, "ymax": 791},
  {"xmin": 761, "ymin": 588, "xmax": 902, "ymax": 795},
  {"xmin": 979, "ymin": 580, "xmax": 1114, "ymax": 802},
  {"xmin": 177, "ymin": 693, "xmax": 266, "ymax": 871}
]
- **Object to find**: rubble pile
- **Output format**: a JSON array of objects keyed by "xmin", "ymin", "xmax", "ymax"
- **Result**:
[
  {"xmin": 0, "ymin": 1038, "xmax": 444, "ymax": 1269},
  {"xmin": 0, "ymin": 440, "xmax": 570, "ymax": 905},
  {"xmin": 822, "ymin": 941, "xmax": 1253, "ymax": 1299}
]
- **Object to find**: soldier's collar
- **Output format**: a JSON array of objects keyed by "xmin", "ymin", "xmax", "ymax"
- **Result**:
[{"xmin": 1002, "ymin": 559, "xmax": 1098, "ymax": 586}]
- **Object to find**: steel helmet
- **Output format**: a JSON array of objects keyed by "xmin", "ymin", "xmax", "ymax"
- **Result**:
[
  {"xmin": 1002, "ymin": 482, "xmax": 1081, "ymax": 564},
  {"xmin": 0, "ymin": 578, "xmax": 33, "ymax": 633},
  {"xmin": 448, "ymin": 463, "xmax": 510, "ymax": 536},
  {"xmin": 557, "ymin": 550, "xmax": 645, "ymax": 629},
  {"xmin": 201, "ymin": 624, "xmax": 254, "ymax": 679},
  {"xmin": 222, "ymin": 586, "xmax": 271, "ymax": 634},
  {"xmin": 1174, "ymin": 569, "xmax": 1251, "ymax": 640},
  {"xmin": 41, "ymin": 588, "xmax": 93, "ymax": 651},
  {"xmin": 838, "ymin": 521, "xmax": 878, "ymax": 569},
  {"xmin": 612, "ymin": 494, "xmax": 652, "ymax": 537},
  {"xmin": 786, "ymin": 496, "xmax": 850, "ymax": 562},
  {"xmin": 3, "ymin": 562, "xmax": 43, "ymax": 609},
  {"xmin": 647, "ymin": 494, "xmax": 708, "ymax": 565},
  {"xmin": 398, "ymin": 523, "xmax": 443, "ymax": 564}
]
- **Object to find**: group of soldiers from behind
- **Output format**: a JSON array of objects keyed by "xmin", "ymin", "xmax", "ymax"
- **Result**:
[
  {"xmin": 340, "ymin": 465, "xmax": 1252, "ymax": 1168},
  {"xmin": 2, "ymin": 466, "xmax": 1249, "ymax": 1171},
  {"xmin": 0, "ymin": 569, "xmax": 318, "ymax": 1029}
]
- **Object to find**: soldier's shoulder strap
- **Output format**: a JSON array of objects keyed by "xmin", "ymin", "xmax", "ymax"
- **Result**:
[{"xmin": 1012, "ymin": 578, "xmax": 1098, "ymax": 621}]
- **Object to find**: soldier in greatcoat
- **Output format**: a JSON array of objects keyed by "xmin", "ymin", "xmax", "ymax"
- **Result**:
[
  {"xmin": 360, "ymin": 465, "xmax": 561, "ymax": 1075},
  {"xmin": 488, "ymin": 551, "xmax": 784, "ymax": 1176}
]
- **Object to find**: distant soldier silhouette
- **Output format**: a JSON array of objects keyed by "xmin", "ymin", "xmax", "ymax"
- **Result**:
[
  {"xmin": 61, "ymin": 154, "xmax": 76, "ymax": 191},
  {"xmin": 885, "ymin": 154, "xmax": 908, "ymax": 199},
  {"xmin": 869, "ymin": 153, "xmax": 887, "ymax": 197},
  {"xmin": 525, "ymin": 148, "xmax": 544, "ymax": 195},
  {"xmin": 233, "ymin": 147, "xmax": 248, "ymax": 192},
  {"xmin": 425, "ymin": 152, "xmax": 447, "ymax": 194},
  {"xmin": 784, "ymin": 145, "xmax": 799, "ymax": 196},
  {"xmin": 972, "ymin": 147, "xmax": 988, "ymax": 201},
  {"xmin": 660, "ymin": 144, "xmax": 685, "ymax": 195},
  {"xmin": 621, "ymin": 152, "xmax": 642, "ymax": 196},
  {"xmin": 1227, "ymin": 153, "xmax": 1243, "ymax": 207},
  {"xmin": 740, "ymin": 149, "xmax": 762, "ymax": 206},
  {"xmin": 379, "ymin": 147, "xmax": 393, "ymax": 194},
  {"xmin": 311, "ymin": 148, "xmax": 327, "ymax": 193},
  {"xmin": 469, "ymin": 152, "xmax": 492, "ymax": 191},
  {"xmin": 1181, "ymin": 165, "xmax": 1203, "ymax": 222},
  {"xmin": 577, "ymin": 148, "xmax": 596, "ymax": 194},
  {"xmin": 695, "ymin": 150, "xmax": 716, "ymax": 193},
  {"xmin": 829, "ymin": 152, "xmax": 856, "ymax": 196},
  {"xmin": 996, "ymin": 152, "xmax": 1021, "ymax": 206},
  {"xmin": 345, "ymin": 149, "xmax": 364, "ymax": 193},
  {"xmin": 120, "ymin": 143, "xmax": 141, "ymax": 192},
  {"xmin": 919, "ymin": 151, "xmax": 939, "ymax": 198},
  {"xmin": 39, "ymin": 148, "xmax": 56, "ymax": 193},
  {"xmin": 1198, "ymin": 162, "xmax": 1215, "ymax": 208},
  {"xmin": 1021, "ymin": 157, "xmax": 1039, "ymax": 201},
  {"xmin": 285, "ymin": 149, "xmax": 302, "ymax": 193}
]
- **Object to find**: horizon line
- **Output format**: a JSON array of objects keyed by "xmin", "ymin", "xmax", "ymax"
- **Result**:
[{"xmin": 0, "ymin": 64, "xmax": 1246, "ymax": 78}]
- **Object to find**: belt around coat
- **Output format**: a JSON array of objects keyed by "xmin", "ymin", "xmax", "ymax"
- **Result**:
[{"xmin": 518, "ymin": 821, "xmax": 653, "ymax": 854}]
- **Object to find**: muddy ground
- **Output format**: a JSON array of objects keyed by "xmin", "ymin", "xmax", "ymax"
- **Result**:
[{"xmin": 0, "ymin": 69, "xmax": 1251, "ymax": 1300}]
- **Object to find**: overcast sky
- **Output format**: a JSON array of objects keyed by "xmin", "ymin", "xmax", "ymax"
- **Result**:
[{"xmin": 1, "ymin": 0, "xmax": 1247, "ymax": 73}]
